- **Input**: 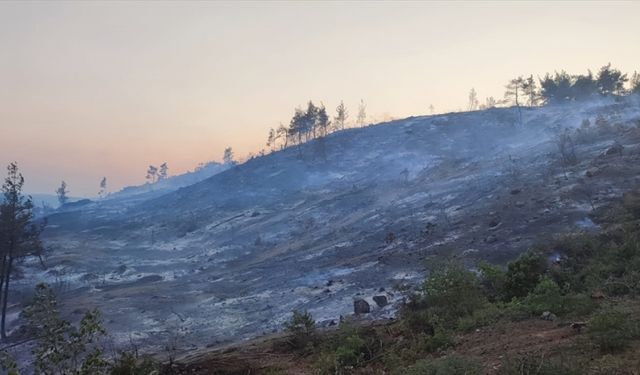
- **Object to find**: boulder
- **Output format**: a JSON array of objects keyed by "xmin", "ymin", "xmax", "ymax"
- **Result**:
[
  {"xmin": 373, "ymin": 295, "xmax": 388, "ymax": 307},
  {"xmin": 353, "ymin": 298, "xmax": 370, "ymax": 314},
  {"xmin": 590, "ymin": 291, "xmax": 606, "ymax": 299},
  {"xmin": 605, "ymin": 143, "xmax": 624, "ymax": 156},
  {"xmin": 585, "ymin": 167, "xmax": 601, "ymax": 178},
  {"xmin": 484, "ymin": 235, "xmax": 498, "ymax": 244},
  {"xmin": 488, "ymin": 218, "xmax": 501, "ymax": 228},
  {"xmin": 540, "ymin": 311, "xmax": 557, "ymax": 321}
]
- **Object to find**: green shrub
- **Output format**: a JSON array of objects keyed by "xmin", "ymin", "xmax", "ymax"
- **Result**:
[
  {"xmin": 478, "ymin": 262, "xmax": 507, "ymax": 302},
  {"xmin": 314, "ymin": 351, "xmax": 339, "ymax": 375},
  {"xmin": 110, "ymin": 352, "xmax": 159, "ymax": 375},
  {"xmin": 499, "ymin": 353, "xmax": 584, "ymax": 375},
  {"xmin": 588, "ymin": 309, "xmax": 637, "ymax": 353},
  {"xmin": 504, "ymin": 251, "xmax": 547, "ymax": 300},
  {"xmin": 284, "ymin": 310, "xmax": 316, "ymax": 350},
  {"xmin": 401, "ymin": 308, "xmax": 437, "ymax": 335},
  {"xmin": 23, "ymin": 283, "xmax": 109, "ymax": 375},
  {"xmin": 456, "ymin": 303, "xmax": 503, "ymax": 332},
  {"xmin": 422, "ymin": 329, "xmax": 453, "ymax": 353},
  {"xmin": 400, "ymin": 355, "xmax": 482, "ymax": 375},
  {"xmin": 500, "ymin": 300, "xmax": 533, "ymax": 321},
  {"xmin": 0, "ymin": 352, "xmax": 19, "ymax": 375},
  {"xmin": 522, "ymin": 277, "xmax": 564, "ymax": 314},
  {"xmin": 421, "ymin": 263, "xmax": 486, "ymax": 325},
  {"xmin": 334, "ymin": 334, "xmax": 366, "ymax": 368},
  {"xmin": 315, "ymin": 324, "xmax": 379, "ymax": 374}
]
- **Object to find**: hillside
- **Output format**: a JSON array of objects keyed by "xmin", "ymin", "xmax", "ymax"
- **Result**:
[{"xmin": 14, "ymin": 96, "xmax": 640, "ymax": 358}]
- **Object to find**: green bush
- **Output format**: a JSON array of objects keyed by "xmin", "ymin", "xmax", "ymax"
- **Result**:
[
  {"xmin": 504, "ymin": 251, "xmax": 547, "ymax": 300},
  {"xmin": 457, "ymin": 303, "xmax": 503, "ymax": 332},
  {"xmin": 400, "ymin": 355, "xmax": 482, "ymax": 375},
  {"xmin": 315, "ymin": 324, "xmax": 380, "ymax": 374},
  {"xmin": 422, "ymin": 329, "xmax": 453, "ymax": 353},
  {"xmin": 421, "ymin": 263, "xmax": 486, "ymax": 325},
  {"xmin": 478, "ymin": 262, "xmax": 507, "ymax": 302},
  {"xmin": 23, "ymin": 283, "xmax": 109, "ymax": 375},
  {"xmin": 401, "ymin": 308, "xmax": 437, "ymax": 335},
  {"xmin": 110, "ymin": 352, "xmax": 159, "ymax": 375},
  {"xmin": 284, "ymin": 310, "xmax": 316, "ymax": 350},
  {"xmin": 588, "ymin": 309, "xmax": 638, "ymax": 353},
  {"xmin": 522, "ymin": 277, "xmax": 564, "ymax": 314},
  {"xmin": 499, "ymin": 353, "xmax": 584, "ymax": 375},
  {"xmin": 334, "ymin": 334, "xmax": 366, "ymax": 368}
]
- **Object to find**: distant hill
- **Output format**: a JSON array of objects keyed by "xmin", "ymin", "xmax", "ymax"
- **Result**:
[
  {"xmin": 28, "ymin": 193, "xmax": 84, "ymax": 209},
  {"xmin": 105, "ymin": 161, "xmax": 230, "ymax": 204}
]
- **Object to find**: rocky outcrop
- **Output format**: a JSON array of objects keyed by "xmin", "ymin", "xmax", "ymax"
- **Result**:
[{"xmin": 354, "ymin": 298, "xmax": 370, "ymax": 314}]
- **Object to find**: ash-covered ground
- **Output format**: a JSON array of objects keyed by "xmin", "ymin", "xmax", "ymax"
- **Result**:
[{"xmin": 8, "ymin": 97, "xmax": 640, "ymax": 359}]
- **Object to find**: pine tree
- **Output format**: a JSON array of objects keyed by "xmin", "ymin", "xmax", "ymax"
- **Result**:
[
  {"xmin": 357, "ymin": 99, "xmax": 367, "ymax": 127},
  {"xmin": 145, "ymin": 165, "xmax": 158, "ymax": 184},
  {"xmin": 334, "ymin": 100, "xmax": 348, "ymax": 131},
  {"xmin": 571, "ymin": 71, "xmax": 598, "ymax": 100},
  {"xmin": 266, "ymin": 128, "xmax": 276, "ymax": 151},
  {"xmin": 276, "ymin": 123, "xmax": 289, "ymax": 149},
  {"xmin": 316, "ymin": 103, "xmax": 330, "ymax": 137},
  {"xmin": 223, "ymin": 147, "xmax": 235, "ymax": 165},
  {"xmin": 505, "ymin": 77, "xmax": 525, "ymax": 125},
  {"xmin": 55, "ymin": 181, "xmax": 69, "ymax": 206},
  {"xmin": 24, "ymin": 283, "xmax": 108, "ymax": 374},
  {"xmin": 98, "ymin": 177, "xmax": 107, "ymax": 199},
  {"xmin": 467, "ymin": 88, "xmax": 479, "ymax": 111},
  {"xmin": 304, "ymin": 101, "xmax": 318, "ymax": 140},
  {"xmin": 539, "ymin": 71, "xmax": 572, "ymax": 104},
  {"xmin": 631, "ymin": 71, "xmax": 640, "ymax": 94},
  {"xmin": 0, "ymin": 163, "xmax": 45, "ymax": 339},
  {"xmin": 158, "ymin": 163, "xmax": 168, "ymax": 181},
  {"xmin": 521, "ymin": 75, "xmax": 540, "ymax": 107},
  {"xmin": 596, "ymin": 63, "xmax": 628, "ymax": 96}
]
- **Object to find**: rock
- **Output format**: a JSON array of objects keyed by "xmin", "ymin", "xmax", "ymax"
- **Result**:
[
  {"xmin": 114, "ymin": 264, "xmax": 127, "ymax": 275},
  {"xmin": 462, "ymin": 248, "xmax": 479, "ymax": 256},
  {"xmin": 373, "ymin": 295, "xmax": 388, "ymax": 307},
  {"xmin": 484, "ymin": 235, "xmax": 498, "ymax": 244},
  {"xmin": 590, "ymin": 291, "xmax": 606, "ymax": 299},
  {"xmin": 540, "ymin": 311, "xmax": 557, "ymax": 321},
  {"xmin": 571, "ymin": 322, "xmax": 587, "ymax": 332},
  {"xmin": 585, "ymin": 167, "xmax": 601, "ymax": 178},
  {"xmin": 605, "ymin": 143, "xmax": 624, "ymax": 156},
  {"xmin": 378, "ymin": 287, "xmax": 385, "ymax": 292},
  {"xmin": 488, "ymin": 218, "xmax": 501, "ymax": 228},
  {"xmin": 353, "ymin": 298, "xmax": 370, "ymax": 314},
  {"xmin": 510, "ymin": 188, "xmax": 521, "ymax": 195}
]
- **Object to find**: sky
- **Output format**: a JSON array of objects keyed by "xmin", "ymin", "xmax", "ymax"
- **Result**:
[{"xmin": 1, "ymin": 1, "xmax": 639, "ymax": 196}]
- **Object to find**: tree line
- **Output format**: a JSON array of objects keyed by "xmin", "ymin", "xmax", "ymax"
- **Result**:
[
  {"xmin": 265, "ymin": 99, "xmax": 367, "ymax": 152},
  {"xmin": 468, "ymin": 64, "xmax": 640, "ymax": 112}
]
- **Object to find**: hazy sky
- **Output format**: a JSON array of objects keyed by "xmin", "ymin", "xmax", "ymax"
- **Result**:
[{"xmin": 1, "ymin": 1, "xmax": 639, "ymax": 196}]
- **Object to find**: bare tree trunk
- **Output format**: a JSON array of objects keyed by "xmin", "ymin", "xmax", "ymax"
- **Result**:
[
  {"xmin": 1, "ymin": 256, "xmax": 12, "ymax": 340},
  {"xmin": 0, "ymin": 254, "xmax": 6, "ymax": 312},
  {"xmin": 515, "ymin": 87, "xmax": 523, "ymax": 126}
]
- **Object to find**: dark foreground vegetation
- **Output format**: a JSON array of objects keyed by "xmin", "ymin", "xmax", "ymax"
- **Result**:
[{"xmin": 165, "ymin": 187, "xmax": 640, "ymax": 374}]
